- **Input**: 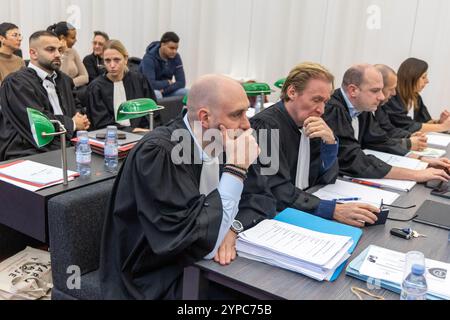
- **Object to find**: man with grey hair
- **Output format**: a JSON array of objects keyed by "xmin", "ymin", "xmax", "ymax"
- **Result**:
[
  {"xmin": 100, "ymin": 74, "xmax": 276, "ymax": 299},
  {"xmin": 323, "ymin": 64, "xmax": 449, "ymax": 182}
]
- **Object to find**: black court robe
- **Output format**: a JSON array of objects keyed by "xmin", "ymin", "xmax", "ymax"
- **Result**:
[
  {"xmin": 375, "ymin": 103, "xmax": 412, "ymax": 139},
  {"xmin": 382, "ymin": 94, "xmax": 431, "ymax": 133},
  {"xmin": 99, "ymin": 114, "xmax": 276, "ymax": 300},
  {"xmin": 323, "ymin": 89, "xmax": 393, "ymax": 178},
  {"xmin": 0, "ymin": 67, "xmax": 80, "ymax": 161},
  {"xmin": 250, "ymin": 101, "xmax": 338, "ymax": 213},
  {"xmin": 86, "ymin": 71, "xmax": 157, "ymax": 131}
]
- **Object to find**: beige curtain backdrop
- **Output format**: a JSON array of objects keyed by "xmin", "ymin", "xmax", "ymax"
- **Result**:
[{"xmin": 1, "ymin": 0, "xmax": 450, "ymax": 117}]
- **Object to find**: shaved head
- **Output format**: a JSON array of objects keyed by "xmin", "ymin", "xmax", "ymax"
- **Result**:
[
  {"xmin": 374, "ymin": 64, "xmax": 396, "ymax": 85},
  {"xmin": 375, "ymin": 64, "xmax": 398, "ymax": 104},
  {"xmin": 187, "ymin": 75, "xmax": 248, "ymax": 120}
]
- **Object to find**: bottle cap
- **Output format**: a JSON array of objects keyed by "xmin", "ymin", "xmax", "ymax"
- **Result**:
[{"xmin": 412, "ymin": 264, "xmax": 425, "ymax": 276}]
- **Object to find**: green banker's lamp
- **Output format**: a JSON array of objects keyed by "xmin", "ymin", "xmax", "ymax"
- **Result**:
[
  {"xmin": 27, "ymin": 108, "xmax": 70, "ymax": 186},
  {"xmin": 116, "ymin": 98, "xmax": 164, "ymax": 131},
  {"xmin": 274, "ymin": 78, "xmax": 286, "ymax": 89},
  {"xmin": 242, "ymin": 82, "xmax": 273, "ymax": 114}
]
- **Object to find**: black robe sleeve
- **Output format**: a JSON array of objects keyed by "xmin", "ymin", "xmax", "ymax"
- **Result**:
[
  {"xmin": 131, "ymin": 72, "xmax": 159, "ymax": 129},
  {"xmin": 375, "ymin": 104, "xmax": 412, "ymax": 138},
  {"xmin": 383, "ymin": 95, "xmax": 422, "ymax": 133},
  {"xmin": 251, "ymin": 117, "xmax": 322, "ymax": 214},
  {"xmin": 415, "ymin": 95, "xmax": 432, "ymax": 124},
  {"xmin": 359, "ymin": 112, "xmax": 410, "ymax": 156},
  {"xmin": 86, "ymin": 79, "xmax": 115, "ymax": 130},
  {"xmin": 323, "ymin": 100, "xmax": 392, "ymax": 179}
]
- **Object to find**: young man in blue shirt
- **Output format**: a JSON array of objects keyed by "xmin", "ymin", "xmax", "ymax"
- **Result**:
[{"xmin": 139, "ymin": 31, "xmax": 188, "ymax": 100}]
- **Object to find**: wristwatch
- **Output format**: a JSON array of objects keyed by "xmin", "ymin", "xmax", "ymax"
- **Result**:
[{"xmin": 230, "ymin": 220, "xmax": 244, "ymax": 235}]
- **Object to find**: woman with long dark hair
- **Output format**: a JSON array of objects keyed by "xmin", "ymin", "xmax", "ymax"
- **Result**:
[{"xmin": 383, "ymin": 57, "xmax": 450, "ymax": 133}]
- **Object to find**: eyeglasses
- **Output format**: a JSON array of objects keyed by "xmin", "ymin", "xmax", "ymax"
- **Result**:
[{"xmin": 92, "ymin": 41, "xmax": 105, "ymax": 46}]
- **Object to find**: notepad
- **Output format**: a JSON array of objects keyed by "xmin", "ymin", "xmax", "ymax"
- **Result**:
[
  {"xmin": 364, "ymin": 149, "xmax": 428, "ymax": 170},
  {"xmin": 313, "ymin": 180, "xmax": 399, "ymax": 207},
  {"xmin": 346, "ymin": 245, "xmax": 450, "ymax": 300},
  {"xmin": 0, "ymin": 160, "xmax": 79, "ymax": 192},
  {"xmin": 426, "ymin": 133, "xmax": 450, "ymax": 148},
  {"xmin": 409, "ymin": 147, "xmax": 446, "ymax": 159}
]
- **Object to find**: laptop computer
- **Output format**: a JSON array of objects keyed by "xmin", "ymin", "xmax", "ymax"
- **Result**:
[{"xmin": 413, "ymin": 200, "xmax": 450, "ymax": 230}]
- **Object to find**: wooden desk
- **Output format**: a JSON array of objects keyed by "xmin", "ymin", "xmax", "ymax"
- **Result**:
[
  {"xmin": 183, "ymin": 152, "xmax": 450, "ymax": 300},
  {"xmin": 0, "ymin": 148, "xmax": 118, "ymax": 242}
]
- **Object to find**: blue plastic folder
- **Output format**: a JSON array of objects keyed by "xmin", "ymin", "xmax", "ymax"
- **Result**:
[
  {"xmin": 275, "ymin": 208, "xmax": 363, "ymax": 281},
  {"xmin": 346, "ymin": 246, "xmax": 442, "ymax": 300}
]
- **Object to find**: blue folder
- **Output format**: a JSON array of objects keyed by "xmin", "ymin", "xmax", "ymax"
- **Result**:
[{"xmin": 275, "ymin": 208, "xmax": 363, "ymax": 281}]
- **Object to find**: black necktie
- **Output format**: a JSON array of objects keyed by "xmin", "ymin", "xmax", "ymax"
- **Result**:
[{"xmin": 45, "ymin": 74, "xmax": 56, "ymax": 85}]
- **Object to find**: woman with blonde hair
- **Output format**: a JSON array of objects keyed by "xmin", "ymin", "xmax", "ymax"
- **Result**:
[
  {"xmin": 383, "ymin": 57, "xmax": 450, "ymax": 133},
  {"xmin": 87, "ymin": 40, "xmax": 157, "ymax": 132}
]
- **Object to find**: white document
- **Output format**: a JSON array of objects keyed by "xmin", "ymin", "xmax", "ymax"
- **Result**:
[
  {"xmin": 364, "ymin": 149, "xmax": 428, "ymax": 170},
  {"xmin": 0, "ymin": 160, "xmax": 78, "ymax": 191},
  {"xmin": 409, "ymin": 148, "xmax": 446, "ymax": 159},
  {"xmin": 359, "ymin": 246, "xmax": 450, "ymax": 299},
  {"xmin": 313, "ymin": 179, "xmax": 399, "ymax": 206},
  {"xmin": 426, "ymin": 133, "xmax": 450, "ymax": 148},
  {"xmin": 237, "ymin": 219, "xmax": 352, "ymax": 267},
  {"xmin": 237, "ymin": 219, "xmax": 353, "ymax": 281}
]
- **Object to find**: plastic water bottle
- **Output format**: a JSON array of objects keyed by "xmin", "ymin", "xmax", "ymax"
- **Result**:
[
  {"xmin": 104, "ymin": 126, "xmax": 118, "ymax": 173},
  {"xmin": 76, "ymin": 131, "xmax": 91, "ymax": 178},
  {"xmin": 254, "ymin": 94, "xmax": 264, "ymax": 114},
  {"xmin": 400, "ymin": 264, "xmax": 428, "ymax": 300}
]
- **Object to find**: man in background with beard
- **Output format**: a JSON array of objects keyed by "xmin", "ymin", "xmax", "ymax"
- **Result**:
[{"xmin": 0, "ymin": 30, "xmax": 90, "ymax": 160}]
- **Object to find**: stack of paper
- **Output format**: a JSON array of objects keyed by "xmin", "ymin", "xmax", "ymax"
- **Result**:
[
  {"xmin": 364, "ymin": 149, "xmax": 428, "ymax": 170},
  {"xmin": 313, "ymin": 180, "xmax": 399, "ymax": 207},
  {"xmin": 236, "ymin": 219, "xmax": 353, "ymax": 281},
  {"xmin": 346, "ymin": 245, "xmax": 450, "ymax": 300},
  {"xmin": 426, "ymin": 133, "xmax": 450, "ymax": 149},
  {"xmin": 409, "ymin": 147, "xmax": 446, "ymax": 159},
  {"xmin": 0, "ymin": 160, "xmax": 79, "ymax": 192}
]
